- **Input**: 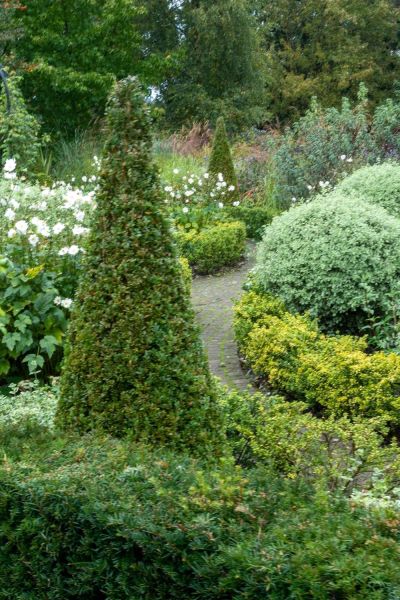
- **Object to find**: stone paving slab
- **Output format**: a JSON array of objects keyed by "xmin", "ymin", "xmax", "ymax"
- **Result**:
[{"xmin": 191, "ymin": 242, "xmax": 257, "ymax": 392}]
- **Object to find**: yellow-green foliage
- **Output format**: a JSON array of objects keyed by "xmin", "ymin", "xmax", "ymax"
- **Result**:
[
  {"xmin": 246, "ymin": 312, "xmax": 319, "ymax": 393},
  {"xmin": 179, "ymin": 257, "xmax": 192, "ymax": 295},
  {"xmin": 177, "ymin": 221, "xmax": 246, "ymax": 274},
  {"xmin": 233, "ymin": 290, "xmax": 286, "ymax": 352},
  {"xmin": 235, "ymin": 290, "xmax": 400, "ymax": 426},
  {"xmin": 296, "ymin": 337, "xmax": 400, "ymax": 421}
]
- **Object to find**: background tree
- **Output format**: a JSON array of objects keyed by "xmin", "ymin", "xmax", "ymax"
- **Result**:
[
  {"xmin": 163, "ymin": 0, "xmax": 267, "ymax": 131},
  {"xmin": 256, "ymin": 0, "xmax": 400, "ymax": 123},
  {"xmin": 57, "ymin": 77, "xmax": 223, "ymax": 455},
  {"xmin": 13, "ymin": 0, "xmax": 145, "ymax": 134}
]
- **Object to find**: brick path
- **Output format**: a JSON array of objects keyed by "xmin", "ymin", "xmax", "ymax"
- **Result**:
[{"xmin": 191, "ymin": 243, "xmax": 256, "ymax": 391}]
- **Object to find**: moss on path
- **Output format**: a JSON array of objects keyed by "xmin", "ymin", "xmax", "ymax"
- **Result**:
[{"xmin": 191, "ymin": 243, "xmax": 257, "ymax": 391}]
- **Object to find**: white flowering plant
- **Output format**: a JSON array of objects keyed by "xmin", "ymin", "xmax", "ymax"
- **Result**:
[
  {"xmin": 0, "ymin": 159, "xmax": 98, "ymax": 376},
  {"xmin": 163, "ymin": 168, "xmax": 240, "ymax": 230}
]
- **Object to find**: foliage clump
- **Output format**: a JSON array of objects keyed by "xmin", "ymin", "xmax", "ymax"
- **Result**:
[
  {"xmin": 177, "ymin": 221, "xmax": 246, "ymax": 274},
  {"xmin": 234, "ymin": 290, "xmax": 400, "ymax": 428},
  {"xmin": 255, "ymin": 194, "xmax": 400, "ymax": 333},
  {"xmin": 336, "ymin": 162, "xmax": 400, "ymax": 218},
  {"xmin": 57, "ymin": 77, "xmax": 222, "ymax": 454},
  {"xmin": 208, "ymin": 116, "xmax": 239, "ymax": 201},
  {"xmin": 0, "ymin": 74, "xmax": 41, "ymax": 172},
  {"xmin": 1, "ymin": 434, "xmax": 400, "ymax": 598}
]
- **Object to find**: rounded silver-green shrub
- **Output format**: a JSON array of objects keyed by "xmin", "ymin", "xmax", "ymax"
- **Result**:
[
  {"xmin": 255, "ymin": 194, "xmax": 400, "ymax": 333},
  {"xmin": 336, "ymin": 162, "xmax": 400, "ymax": 217}
]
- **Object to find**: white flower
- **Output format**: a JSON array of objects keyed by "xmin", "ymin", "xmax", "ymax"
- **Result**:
[
  {"xmin": 218, "ymin": 202, "xmax": 224, "ymax": 209},
  {"xmin": 28, "ymin": 234, "xmax": 39, "ymax": 247},
  {"xmin": 210, "ymin": 192, "xmax": 215, "ymax": 198},
  {"xmin": 233, "ymin": 201, "xmax": 240, "ymax": 207},
  {"xmin": 4, "ymin": 171, "xmax": 16, "ymax": 180},
  {"xmin": 173, "ymin": 168, "xmax": 179, "ymax": 174},
  {"xmin": 198, "ymin": 180, "xmax": 203, "ymax": 186},
  {"xmin": 81, "ymin": 176, "xmax": 87, "ymax": 183},
  {"xmin": 61, "ymin": 298, "xmax": 73, "ymax": 309},
  {"xmin": 188, "ymin": 178, "xmax": 194, "ymax": 184},
  {"xmin": 5, "ymin": 208, "xmax": 15, "ymax": 220},
  {"xmin": 340, "ymin": 154, "xmax": 346, "ymax": 161},
  {"xmin": 58, "ymin": 247, "xmax": 69, "ymax": 256},
  {"xmin": 53, "ymin": 222, "xmax": 66, "ymax": 235},
  {"xmin": 54, "ymin": 296, "xmax": 62, "ymax": 306},
  {"xmin": 31, "ymin": 217, "xmax": 50, "ymax": 237},
  {"xmin": 217, "ymin": 173, "xmax": 224, "ymax": 182},
  {"xmin": 4, "ymin": 158, "xmax": 16, "ymax": 172},
  {"xmin": 170, "ymin": 192, "xmax": 175, "ymax": 199},
  {"xmin": 228, "ymin": 185, "xmax": 235, "ymax": 192},
  {"xmin": 164, "ymin": 186, "xmax": 173, "ymax": 193},
  {"xmin": 72, "ymin": 225, "xmax": 89, "ymax": 236},
  {"xmin": 7, "ymin": 228, "xmax": 15, "ymax": 238},
  {"xmin": 307, "ymin": 185, "xmax": 313, "ymax": 191},
  {"xmin": 9, "ymin": 199, "xmax": 19, "ymax": 209},
  {"xmin": 63, "ymin": 190, "xmax": 80, "ymax": 209},
  {"xmin": 68, "ymin": 245, "xmax": 80, "ymax": 255},
  {"xmin": 204, "ymin": 172, "xmax": 209, "ymax": 179},
  {"xmin": 184, "ymin": 190, "xmax": 194, "ymax": 197},
  {"xmin": 182, "ymin": 207, "xmax": 189, "ymax": 214},
  {"xmin": 347, "ymin": 157, "xmax": 353, "ymax": 163},
  {"xmin": 75, "ymin": 210, "xmax": 85, "ymax": 222},
  {"xmin": 37, "ymin": 201, "xmax": 47, "ymax": 211},
  {"xmin": 15, "ymin": 220, "xmax": 28, "ymax": 234}
]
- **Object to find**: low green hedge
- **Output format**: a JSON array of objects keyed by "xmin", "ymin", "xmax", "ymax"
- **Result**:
[
  {"xmin": 177, "ymin": 221, "xmax": 246, "ymax": 274},
  {"xmin": 1, "ymin": 434, "xmax": 400, "ymax": 598},
  {"xmin": 223, "ymin": 206, "xmax": 277, "ymax": 239},
  {"xmin": 234, "ymin": 290, "xmax": 400, "ymax": 427}
]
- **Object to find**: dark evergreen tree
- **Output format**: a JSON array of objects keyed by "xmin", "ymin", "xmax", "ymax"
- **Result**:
[
  {"xmin": 56, "ymin": 77, "xmax": 223, "ymax": 455},
  {"xmin": 208, "ymin": 116, "xmax": 239, "ymax": 201},
  {"xmin": 163, "ymin": 0, "xmax": 267, "ymax": 131}
]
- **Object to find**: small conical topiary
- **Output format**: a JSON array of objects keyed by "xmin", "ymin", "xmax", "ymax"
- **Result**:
[
  {"xmin": 208, "ymin": 116, "xmax": 239, "ymax": 202},
  {"xmin": 56, "ymin": 77, "xmax": 223, "ymax": 455}
]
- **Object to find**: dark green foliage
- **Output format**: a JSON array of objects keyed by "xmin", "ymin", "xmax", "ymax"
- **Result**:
[
  {"xmin": 224, "ymin": 205, "xmax": 277, "ymax": 239},
  {"xmin": 56, "ymin": 77, "xmax": 222, "ymax": 454},
  {"xmin": 21, "ymin": 64, "xmax": 114, "ymax": 137},
  {"xmin": 257, "ymin": 0, "xmax": 400, "ymax": 123},
  {"xmin": 0, "ymin": 74, "xmax": 41, "ymax": 172},
  {"xmin": 1, "ymin": 435, "xmax": 400, "ymax": 599},
  {"xmin": 177, "ymin": 221, "xmax": 246, "ymax": 273},
  {"xmin": 164, "ymin": 0, "xmax": 267, "ymax": 131},
  {"xmin": 208, "ymin": 116, "xmax": 239, "ymax": 200},
  {"xmin": 14, "ymin": 0, "xmax": 144, "ymax": 134}
]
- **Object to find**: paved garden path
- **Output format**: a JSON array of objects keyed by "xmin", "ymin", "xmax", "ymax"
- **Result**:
[{"xmin": 191, "ymin": 242, "xmax": 257, "ymax": 391}]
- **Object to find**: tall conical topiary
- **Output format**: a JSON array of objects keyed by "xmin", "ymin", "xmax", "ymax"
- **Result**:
[
  {"xmin": 208, "ymin": 116, "xmax": 239, "ymax": 202},
  {"xmin": 56, "ymin": 77, "xmax": 223, "ymax": 455}
]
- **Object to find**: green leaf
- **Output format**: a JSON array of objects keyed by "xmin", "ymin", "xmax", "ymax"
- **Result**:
[{"xmin": 39, "ymin": 335, "xmax": 59, "ymax": 358}]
